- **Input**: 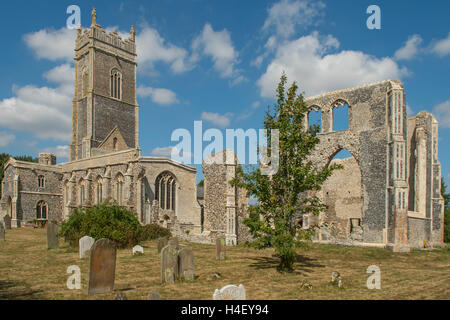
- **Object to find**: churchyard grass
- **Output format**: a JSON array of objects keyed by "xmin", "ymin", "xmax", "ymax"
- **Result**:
[{"xmin": 0, "ymin": 227, "xmax": 448, "ymax": 300}]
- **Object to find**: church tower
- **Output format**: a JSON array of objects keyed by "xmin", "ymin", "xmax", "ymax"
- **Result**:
[{"xmin": 69, "ymin": 9, "xmax": 139, "ymax": 161}]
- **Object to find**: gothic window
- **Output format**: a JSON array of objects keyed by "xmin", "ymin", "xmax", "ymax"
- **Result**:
[
  {"xmin": 115, "ymin": 174, "xmax": 124, "ymax": 205},
  {"xmin": 82, "ymin": 68, "xmax": 89, "ymax": 97},
  {"xmin": 155, "ymin": 172, "xmax": 176, "ymax": 211},
  {"xmin": 38, "ymin": 175, "xmax": 45, "ymax": 188},
  {"xmin": 110, "ymin": 69, "xmax": 122, "ymax": 100},
  {"xmin": 331, "ymin": 100, "xmax": 349, "ymax": 131},
  {"xmin": 36, "ymin": 201, "xmax": 48, "ymax": 220},
  {"xmin": 97, "ymin": 177, "xmax": 103, "ymax": 205},
  {"xmin": 307, "ymin": 107, "xmax": 322, "ymax": 133}
]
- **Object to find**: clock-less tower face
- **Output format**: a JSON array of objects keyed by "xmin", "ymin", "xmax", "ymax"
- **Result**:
[{"xmin": 69, "ymin": 15, "xmax": 139, "ymax": 161}]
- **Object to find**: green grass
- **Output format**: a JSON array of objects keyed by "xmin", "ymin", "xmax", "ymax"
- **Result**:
[{"xmin": 0, "ymin": 227, "xmax": 449, "ymax": 300}]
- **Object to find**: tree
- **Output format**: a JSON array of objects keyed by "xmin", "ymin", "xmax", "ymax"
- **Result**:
[
  {"xmin": 441, "ymin": 178, "xmax": 450, "ymax": 243},
  {"xmin": 232, "ymin": 74, "xmax": 341, "ymax": 271}
]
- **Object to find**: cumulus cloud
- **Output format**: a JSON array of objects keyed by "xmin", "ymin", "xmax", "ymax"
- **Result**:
[
  {"xmin": 262, "ymin": 0, "xmax": 325, "ymax": 38},
  {"xmin": 137, "ymin": 26, "xmax": 192, "ymax": 74},
  {"xmin": 0, "ymin": 132, "xmax": 15, "ymax": 147},
  {"xmin": 431, "ymin": 33, "xmax": 450, "ymax": 57},
  {"xmin": 23, "ymin": 28, "xmax": 77, "ymax": 61},
  {"xmin": 137, "ymin": 86, "xmax": 179, "ymax": 105},
  {"xmin": 192, "ymin": 23, "xmax": 240, "ymax": 79},
  {"xmin": 394, "ymin": 34, "xmax": 423, "ymax": 61},
  {"xmin": 41, "ymin": 145, "xmax": 69, "ymax": 159},
  {"xmin": 0, "ymin": 64, "xmax": 74, "ymax": 141},
  {"xmin": 433, "ymin": 100, "xmax": 450, "ymax": 128},
  {"xmin": 201, "ymin": 112, "xmax": 233, "ymax": 128},
  {"xmin": 257, "ymin": 32, "xmax": 408, "ymax": 97}
]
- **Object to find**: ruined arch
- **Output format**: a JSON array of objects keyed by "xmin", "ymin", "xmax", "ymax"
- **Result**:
[{"xmin": 306, "ymin": 105, "xmax": 322, "ymax": 133}]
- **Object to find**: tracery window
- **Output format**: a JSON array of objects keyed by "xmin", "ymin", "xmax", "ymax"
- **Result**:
[
  {"xmin": 36, "ymin": 201, "xmax": 48, "ymax": 220},
  {"xmin": 155, "ymin": 172, "xmax": 176, "ymax": 211},
  {"xmin": 38, "ymin": 175, "xmax": 45, "ymax": 188},
  {"xmin": 110, "ymin": 69, "xmax": 122, "ymax": 100}
]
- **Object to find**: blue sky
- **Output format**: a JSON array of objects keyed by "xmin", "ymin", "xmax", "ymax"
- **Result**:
[{"xmin": 0, "ymin": 0, "xmax": 449, "ymax": 184}]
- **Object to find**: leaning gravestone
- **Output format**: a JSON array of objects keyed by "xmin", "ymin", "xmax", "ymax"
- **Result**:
[
  {"xmin": 79, "ymin": 236, "xmax": 95, "ymax": 259},
  {"xmin": 3, "ymin": 215, "xmax": 11, "ymax": 230},
  {"xmin": 157, "ymin": 237, "xmax": 168, "ymax": 253},
  {"xmin": 213, "ymin": 284, "xmax": 246, "ymax": 300},
  {"xmin": 88, "ymin": 239, "xmax": 117, "ymax": 296},
  {"xmin": 178, "ymin": 248, "xmax": 195, "ymax": 281},
  {"xmin": 0, "ymin": 223, "xmax": 5, "ymax": 242},
  {"xmin": 132, "ymin": 245, "xmax": 144, "ymax": 255},
  {"xmin": 216, "ymin": 237, "xmax": 226, "ymax": 260},
  {"xmin": 148, "ymin": 290, "xmax": 161, "ymax": 300},
  {"xmin": 46, "ymin": 221, "xmax": 59, "ymax": 249},
  {"xmin": 161, "ymin": 243, "xmax": 178, "ymax": 283}
]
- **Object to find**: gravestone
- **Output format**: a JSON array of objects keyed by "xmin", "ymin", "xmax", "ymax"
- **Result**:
[
  {"xmin": 46, "ymin": 221, "xmax": 59, "ymax": 249},
  {"xmin": 88, "ymin": 239, "xmax": 117, "ymax": 296},
  {"xmin": 178, "ymin": 248, "xmax": 195, "ymax": 281},
  {"xmin": 157, "ymin": 237, "xmax": 168, "ymax": 253},
  {"xmin": 3, "ymin": 215, "xmax": 11, "ymax": 229},
  {"xmin": 132, "ymin": 245, "xmax": 144, "ymax": 255},
  {"xmin": 213, "ymin": 284, "xmax": 246, "ymax": 300},
  {"xmin": 148, "ymin": 290, "xmax": 161, "ymax": 300},
  {"xmin": 216, "ymin": 237, "xmax": 226, "ymax": 260},
  {"xmin": 79, "ymin": 236, "xmax": 95, "ymax": 259},
  {"xmin": 0, "ymin": 223, "xmax": 5, "ymax": 242},
  {"xmin": 161, "ymin": 244, "xmax": 178, "ymax": 283},
  {"xmin": 169, "ymin": 237, "xmax": 179, "ymax": 248},
  {"xmin": 115, "ymin": 291, "xmax": 128, "ymax": 300}
]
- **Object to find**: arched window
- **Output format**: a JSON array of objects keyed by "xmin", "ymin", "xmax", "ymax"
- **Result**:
[
  {"xmin": 96, "ymin": 177, "xmax": 103, "ymax": 205},
  {"xmin": 38, "ymin": 175, "xmax": 45, "ymax": 188},
  {"xmin": 36, "ymin": 201, "xmax": 48, "ymax": 220},
  {"xmin": 82, "ymin": 68, "xmax": 89, "ymax": 97},
  {"xmin": 110, "ymin": 69, "xmax": 122, "ymax": 100},
  {"xmin": 155, "ymin": 172, "xmax": 176, "ymax": 211},
  {"xmin": 307, "ymin": 107, "xmax": 322, "ymax": 133},
  {"xmin": 332, "ymin": 100, "xmax": 349, "ymax": 131},
  {"xmin": 115, "ymin": 174, "xmax": 124, "ymax": 205}
]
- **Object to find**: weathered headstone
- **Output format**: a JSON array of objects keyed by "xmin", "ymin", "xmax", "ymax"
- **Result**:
[
  {"xmin": 213, "ymin": 284, "xmax": 246, "ymax": 300},
  {"xmin": 0, "ymin": 223, "xmax": 5, "ymax": 242},
  {"xmin": 46, "ymin": 221, "xmax": 59, "ymax": 249},
  {"xmin": 88, "ymin": 238, "xmax": 117, "ymax": 296},
  {"xmin": 168, "ymin": 237, "xmax": 179, "ymax": 249},
  {"xmin": 79, "ymin": 236, "xmax": 95, "ymax": 259},
  {"xmin": 132, "ymin": 245, "xmax": 144, "ymax": 255},
  {"xmin": 3, "ymin": 215, "xmax": 11, "ymax": 230},
  {"xmin": 147, "ymin": 290, "xmax": 161, "ymax": 300},
  {"xmin": 157, "ymin": 237, "xmax": 168, "ymax": 253},
  {"xmin": 161, "ymin": 244, "xmax": 178, "ymax": 283},
  {"xmin": 178, "ymin": 248, "xmax": 195, "ymax": 281},
  {"xmin": 216, "ymin": 237, "xmax": 226, "ymax": 260},
  {"xmin": 115, "ymin": 291, "xmax": 128, "ymax": 300}
]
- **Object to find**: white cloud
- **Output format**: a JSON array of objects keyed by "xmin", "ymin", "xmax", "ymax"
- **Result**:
[
  {"xmin": 137, "ymin": 86, "xmax": 179, "ymax": 105},
  {"xmin": 394, "ymin": 34, "xmax": 423, "ymax": 61},
  {"xmin": 41, "ymin": 145, "xmax": 69, "ymax": 159},
  {"xmin": 23, "ymin": 28, "xmax": 77, "ymax": 61},
  {"xmin": 433, "ymin": 100, "xmax": 450, "ymax": 128},
  {"xmin": 252, "ymin": 101, "xmax": 261, "ymax": 108},
  {"xmin": 201, "ymin": 112, "xmax": 233, "ymax": 128},
  {"xmin": 262, "ymin": 0, "xmax": 325, "ymax": 38},
  {"xmin": 431, "ymin": 33, "xmax": 450, "ymax": 57},
  {"xmin": 0, "ymin": 64, "xmax": 73, "ymax": 141},
  {"xmin": 137, "ymin": 26, "xmax": 192, "ymax": 74},
  {"xmin": 257, "ymin": 32, "xmax": 408, "ymax": 97},
  {"xmin": 406, "ymin": 104, "xmax": 415, "ymax": 117},
  {"xmin": 192, "ymin": 23, "xmax": 240, "ymax": 79},
  {"xmin": 0, "ymin": 132, "xmax": 15, "ymax": 147}
]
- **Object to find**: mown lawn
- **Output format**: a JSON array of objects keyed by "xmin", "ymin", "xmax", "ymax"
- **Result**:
[{"xmin": 0, "ymin": 227, "xmax": 449, "ymax": 300}]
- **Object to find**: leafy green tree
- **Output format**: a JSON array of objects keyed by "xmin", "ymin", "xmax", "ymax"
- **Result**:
[
  {"xmin": 232, "ymin": 74, "xmax": 341, "ymax": 271},
  {"xmin": 441, "ymin": 178, "xmax": 450, "ymax": 243}
]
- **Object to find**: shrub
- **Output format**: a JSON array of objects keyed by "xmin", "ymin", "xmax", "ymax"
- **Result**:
[
  {"xmin": 140, "ymin": 224, "xmax": 172, "ymax": 241},
  {"xmin": 60, "ymin": 202, "xmax": 142, "ymax": 248}
]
